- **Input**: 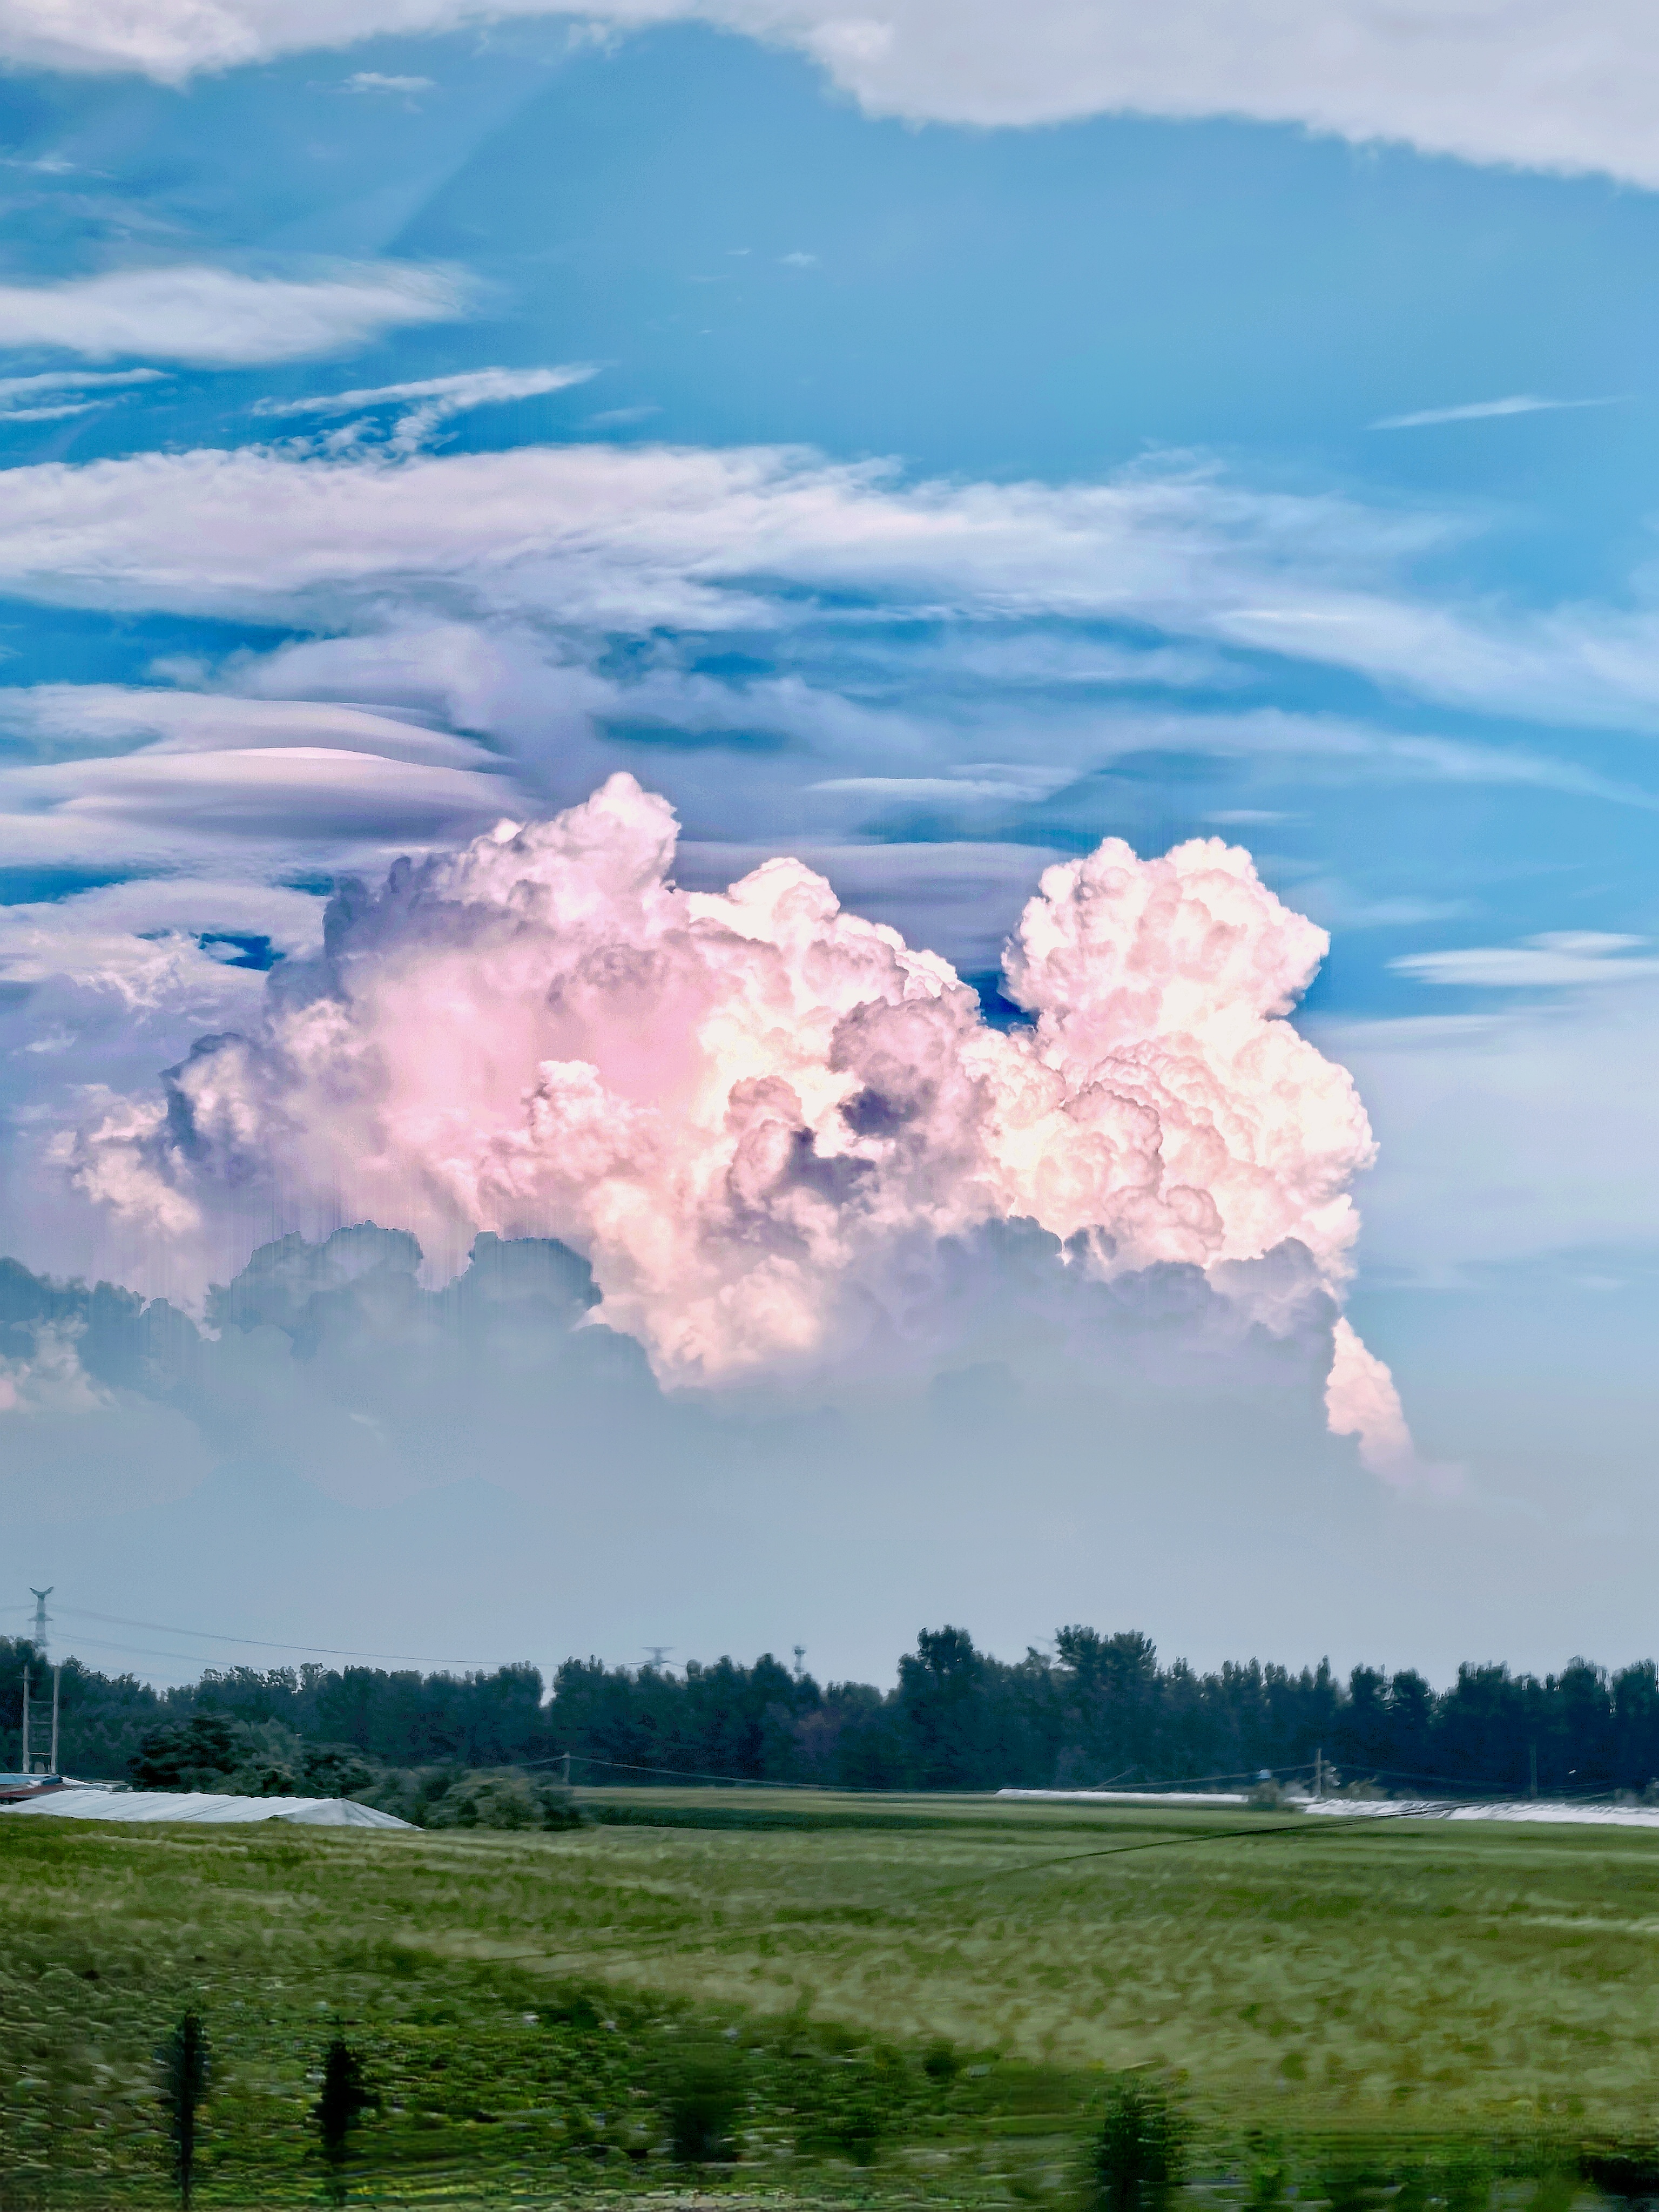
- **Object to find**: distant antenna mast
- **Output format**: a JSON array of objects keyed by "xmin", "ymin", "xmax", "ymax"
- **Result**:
[
  {"xmin": 792, "ymin": 1645, "xmax": 806, "ymax": 1678},
  {"xmin": 644, "ymin": 1645, "xmax": 673, "ymax": 1670},
  {"xmin": 31, "ymin": 1587, "xmax": 51, "ymax": 1660}
]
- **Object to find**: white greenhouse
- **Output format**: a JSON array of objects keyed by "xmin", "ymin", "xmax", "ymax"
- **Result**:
[{"xmin": 1, "ymin": 1786, "xmax": 411, "ymax": 1829}]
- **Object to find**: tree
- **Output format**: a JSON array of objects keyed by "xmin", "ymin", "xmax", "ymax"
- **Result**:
[
  {"xmin": 133, "ymin": 1712, "xmax": 245, "ymax": 1791},
  {"xmin": 897, "ymin": 1626, "xmax": 993, "ymax": 1788},
  {"xmin": 315, "ymin": 2034, "xmax": 375, "ymax": 2202},
  {"xmin": 1089, "ymin": 2074, "xmax": 1186, "ymax": 2212},
  {"xmin": 158, "ymin": 2012, "xmax": 210, "ymax": 2210}
]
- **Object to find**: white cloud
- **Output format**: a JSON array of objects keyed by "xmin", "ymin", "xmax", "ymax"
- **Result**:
[
  {"xmin": 0, "ymin": 686, "xmax": 525, "ymax": 880},
  {"xmin": 1324, "ymin": 974, "xmax": 1659, "ymax": 1280},
  {"xmin": 7, "ymin": 442, "xmax": 1659, "ymax": 803},
  {"xmin": 1390, "ymin": 930, "xmax": 1659, "ymax": 988},
  {"xmin": 676, "ymin": 835, "xmax": 1067, "ymax": 969},
  {"xmin": 0, "ymin": 439, "xmax": 1425, "ymax": 635},
  {"xmin": 0, "ymin": 365, "xmax": 166, "ymax": 424},
  {"xmin": 1372, "ymin": 395, "xmax": 1620, "ymax": 430},
  {"xmin": 345, "ymin": 69, "xmax": 433, "ymax": 89},
  {"xmin": 0, "ymin": 439, "xmax": 1552, "ymax": 716},
  {"xmin": 0, "ymin": 682, "xmax": 503, "ymax": 769},
  {"xmin": 0, "ymin": 746, "xmax": 519, "ymax": 843},
  {"xmin": 260, "ymin": 362, "xmax": 597, "ymax": 452},
  {"xmin": 0, "ymin": 264, "xmax": 471, "ymax": 365},
  {"xmin": 0, "ymin": 878, "xmax": 324, "ymax": 1001},
  {"xmin": 53, "ymin": 771, "xmax": 1421, "ymax": 1474},
  {"xmin": 1, "ymin": 0, "xmax": 1658, "ymax": 194}
]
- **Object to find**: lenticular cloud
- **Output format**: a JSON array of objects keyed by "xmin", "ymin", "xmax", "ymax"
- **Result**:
[{"xmin": 63, "ymin": 773, "xmax": 1418, "ymax": 1474}]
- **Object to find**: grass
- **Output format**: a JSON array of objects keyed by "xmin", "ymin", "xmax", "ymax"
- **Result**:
[{"xmin": 4, "ymin": 1789, "xmax": 1659, "ymax": 2204}]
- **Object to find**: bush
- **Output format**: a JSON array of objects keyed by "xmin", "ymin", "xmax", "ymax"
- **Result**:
[{"xmin": 423, "ymin": 1772, "xmax": 584, "ymax": 1831}]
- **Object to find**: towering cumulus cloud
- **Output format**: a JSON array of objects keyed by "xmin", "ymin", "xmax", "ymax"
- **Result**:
[{"xmin": 61, "ymin": 774, "xmax": 1421, "ymax": 1476}]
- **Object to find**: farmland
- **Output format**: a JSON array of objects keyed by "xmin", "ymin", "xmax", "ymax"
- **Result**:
[{"xmin": 4, "ymin": 1790, "xmax": 1659, "ymax": 2204}]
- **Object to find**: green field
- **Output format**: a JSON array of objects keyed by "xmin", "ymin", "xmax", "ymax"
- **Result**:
[{"xmin": 4, "ymin": 1790, "xmax": 1659, "ymax": 2206}]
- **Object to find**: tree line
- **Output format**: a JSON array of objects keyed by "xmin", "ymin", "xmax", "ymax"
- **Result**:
[{"xmin": 7, "ymin": 1626, "xmax": 1659, "ymax": 1799}]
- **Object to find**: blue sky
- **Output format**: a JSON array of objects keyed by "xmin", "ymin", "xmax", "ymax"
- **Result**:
[{"xmin": 3, "ymin": 0, "xmax": 1659, "ymax": 1684}]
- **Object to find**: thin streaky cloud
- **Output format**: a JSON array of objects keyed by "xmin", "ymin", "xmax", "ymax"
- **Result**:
[
  {"xmin": 259, "ymin": 363, "xmax": 595, "ymax": 420},
  {"xmin": 259, "ymin": 362, "xmax": 598, "ymax": 455},
  {"xmin": 0, "ymin": 368, "xmax": 167, "ymax": 397},
  {"xmin": 0, "ymin": 401, "xmax": 104, "ymax": 422},
  {"xmin": 1372, "ymin": 394, "xmax": 1622, "ymax": 430},
  {"xmin": 0, "ymin": 262, "xmax": 471, "ymax": 365}
]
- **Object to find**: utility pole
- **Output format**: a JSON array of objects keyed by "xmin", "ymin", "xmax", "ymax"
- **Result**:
[
  {"xmin": 50, "ymin": 1664, "xmax": 60, "ymax": 1775},
  {"xmin": 1529, "ymin": 1741, "xmax": 1539, "ymax": 1798},
  {"xmin": 561, "ymin": 1752, "xmax": 571, "ymax": 1787},
  {"xmin": 1314, "ymin": 1747, "xmax": 1324, "ymax": 1799},
  {"xmin": 21, "ymin": 1663, "xmax": 29, "ymax": 1772}
]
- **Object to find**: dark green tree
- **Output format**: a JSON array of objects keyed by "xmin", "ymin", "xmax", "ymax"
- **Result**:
[
  {"xmin": 1090, "ymin": 2074, "xmax": 1186, "ymax": 2212},
  {"xmin": 315, "ymin": 2035, "xmax": 375, "ymax": 2202},
  {"xmin": 660, "ymin": 2041, "xmax": 743, "ymax": 2163},
  {"xmin": 132, "ymin": 1712, "xmax": 246, "ymax": 1790},
  {"xmin": 158, "ymin": 2012, "xmax": 210, "ymax": 2210}
]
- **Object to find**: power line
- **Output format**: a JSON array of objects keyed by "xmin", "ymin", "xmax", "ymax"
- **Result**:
[
  {"xmin": 444, "ymin": 1808, "xmax": 1433, "ymax": 1981},
  {"xmin": 53, "ymin": 1605, "xmax": 520, "ymax": 1670}
]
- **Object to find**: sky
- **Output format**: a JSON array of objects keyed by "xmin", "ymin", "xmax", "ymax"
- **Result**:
[{"xmin": 2, "ymin": 0, "xmax": 1658, "ymax": 1697}]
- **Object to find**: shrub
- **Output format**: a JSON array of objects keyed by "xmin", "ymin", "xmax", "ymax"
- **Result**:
[{"xmin": 423, "ymin": 1772, "xmax": 584, "ymax": 1830}]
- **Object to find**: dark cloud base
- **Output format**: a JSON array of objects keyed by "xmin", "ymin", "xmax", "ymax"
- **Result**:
[{"xmin": 0, "ymin": 1219, "xmax": 1628, "ymax": 1691}]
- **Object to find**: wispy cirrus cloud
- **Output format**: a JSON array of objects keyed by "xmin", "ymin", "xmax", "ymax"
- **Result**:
[
  {"xmin": 0, "ymin": 367, "xmax": 165, "ymax": 422},
  {"xmin": 344, "ymin": 69, "xmax": 433, "ymax": 91},
  {"xmin": 1391, "ymin": 931, "xmax": 1659, "ymax": 988},
  {"xmin": 258, "ymin": 363, "xmax": 597, "ymax": 451},
  {"xmin": 1372, "ymin": 394, "xmax": 1622, "ymax": 430},
  {"xmin": 4, "ymin": 438, "xmax": 1659, "ymax": 743},
  {"xmin": 0, "ymin": 264, "xmax": 473, "ymax": 365}
]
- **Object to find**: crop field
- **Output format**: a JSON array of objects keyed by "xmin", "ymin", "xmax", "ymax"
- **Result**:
[{"xmin": 4, "ymin": 1790, "xmax": 1659, "ymax": 2207}]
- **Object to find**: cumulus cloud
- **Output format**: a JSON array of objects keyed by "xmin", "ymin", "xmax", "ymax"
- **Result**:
[
  {"xmin": 50, "ymin": 771, "xmax": 1423, "ymax": 1478},
  {"xmin": 1325, "ymin": 1316, "xmax": 1457, "ymax": 1493},
  {"xmin": 0, "ymin": 0, "xmax": 1656, "ymax": 195},
  {"xmin": 0, "ymin": 264, "xmax": 471, "ymax": 365}
]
